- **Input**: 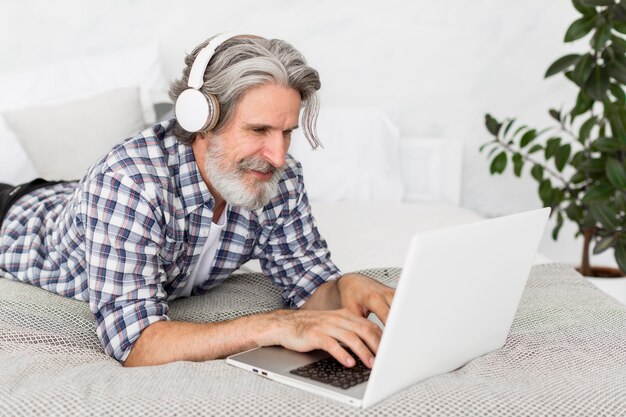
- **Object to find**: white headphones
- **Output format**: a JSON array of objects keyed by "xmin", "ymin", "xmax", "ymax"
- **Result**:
[{"xmin": 175, "ymin": 32, "xmax": 245, "ymax": 133}]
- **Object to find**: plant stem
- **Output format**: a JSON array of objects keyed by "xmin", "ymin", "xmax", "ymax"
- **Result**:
[
  {"xmin": 497, "ymin": 140, "xmax": 573, "ymax": 194},
  {"xmin": 580, "ymin": 227, "xmax": 595, "ymax": 276}
]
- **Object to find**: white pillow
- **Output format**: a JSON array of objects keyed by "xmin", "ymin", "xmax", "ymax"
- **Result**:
[
  {"xmin": 289, "ymin": 106, "xmax": 404, "ymax": 202},
  {"xmin": 0, "ymin": 43, "xmax": 169, "ymax": 184},
  {"xmin": 3, "ymin": 87, "xmax": 145, "ymax": 181}
]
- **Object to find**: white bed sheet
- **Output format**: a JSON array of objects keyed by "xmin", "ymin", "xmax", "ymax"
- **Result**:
[{"xmin": 240, "ymin": 201, "xmax": 552, "ymax": 275}]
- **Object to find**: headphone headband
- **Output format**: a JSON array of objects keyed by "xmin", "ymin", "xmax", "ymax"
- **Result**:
[{"xmin": 187, "ymin": 32, "xmax": 247, "ymax": 89}]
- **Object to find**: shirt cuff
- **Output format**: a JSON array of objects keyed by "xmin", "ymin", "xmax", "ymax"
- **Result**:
[
  {"xmin": 94, "ymin": 298, "xmax": 170, "ymax": 363},
  {"xmin": 289, "ymin": 262, "xmax": 342, "ymax": 309},
  {"xmin": 116, "ymin": 315, "xmax": 171, "ymax": 363}
]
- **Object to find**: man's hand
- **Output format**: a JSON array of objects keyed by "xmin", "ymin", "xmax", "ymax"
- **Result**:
[
  {"xmin": 337, "ymin": 273, "xmax": 396, "ymax": 324},
  {"xmin": 302, "ymin": 273, "xmax": 396, "ymax": 324},
  {"xmin": 261, "ymin": 309, "xmax": 382, "ymax": 368}
]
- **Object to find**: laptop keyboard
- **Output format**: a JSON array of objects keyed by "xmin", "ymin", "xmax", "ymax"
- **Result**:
[{"xmin": 289, "ymin": 352, "xmax": 371, "ymax": 389}]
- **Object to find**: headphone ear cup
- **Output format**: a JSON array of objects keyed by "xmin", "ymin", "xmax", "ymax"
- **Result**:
[
  {"xmin": 175, "ymin": 88, "xmax": 211, "ymax": 133},
  {"xmin": 204, "ymin": 94, "xmax": 221, "ymax": 131}
]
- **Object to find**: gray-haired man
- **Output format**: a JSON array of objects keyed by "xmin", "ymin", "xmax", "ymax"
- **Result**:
[{"xmin": 0, "ymin": 35, "xmax": 394, "ymax": 368}]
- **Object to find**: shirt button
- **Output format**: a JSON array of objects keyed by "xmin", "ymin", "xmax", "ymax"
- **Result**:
[{"xmin": 199, "ymin": 229, "xmax": 209, "ymax": 238}]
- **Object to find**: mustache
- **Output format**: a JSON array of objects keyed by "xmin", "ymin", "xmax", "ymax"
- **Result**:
[{"xmin": 237, "ymin": 157, "xmax": 279, "ymax": 174}]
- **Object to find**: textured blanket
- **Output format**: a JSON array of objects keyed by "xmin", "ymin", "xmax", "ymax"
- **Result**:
[{"xmin": 0, "ymin": 264, "xmax": 625, "ymax": 416}]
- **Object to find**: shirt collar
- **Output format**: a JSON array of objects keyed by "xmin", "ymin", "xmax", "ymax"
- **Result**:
[{"xmin": 175, "ymin": 133, "xmax": 215, "ymax": 215}]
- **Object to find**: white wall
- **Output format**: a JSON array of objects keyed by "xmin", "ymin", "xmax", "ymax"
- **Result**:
[{"xmin": 0, "ymin": 0, "xmax": 614, "ymax": 268}]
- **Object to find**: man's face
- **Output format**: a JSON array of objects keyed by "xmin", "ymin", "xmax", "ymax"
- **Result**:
[{"xmin": 202, "ymin": 83, "xmax": 302, "ymax": 209}]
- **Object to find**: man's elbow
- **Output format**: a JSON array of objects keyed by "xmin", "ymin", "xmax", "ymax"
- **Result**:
[
  {"xmin": 120, "ymin": 321, "xmax": 162, "ymax": 367},
  {"xmin": 122, "ymin": 351, "xmax": 139, "ymax": 367}
]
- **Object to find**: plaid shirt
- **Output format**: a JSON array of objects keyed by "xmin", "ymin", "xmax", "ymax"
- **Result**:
[{"xmin": 0, "ymin": 120, "xmax": 341, "ymax": 362}]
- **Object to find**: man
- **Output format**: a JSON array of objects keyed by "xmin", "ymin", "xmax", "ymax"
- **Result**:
[{"xmin": 0, "ymin": 34, "xmax": 394, "ymax": 369}]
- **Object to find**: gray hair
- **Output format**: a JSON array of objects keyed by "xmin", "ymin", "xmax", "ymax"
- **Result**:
[{"xmin": 169, "ymin": 36, "xmax": 322, "ymax": 148}]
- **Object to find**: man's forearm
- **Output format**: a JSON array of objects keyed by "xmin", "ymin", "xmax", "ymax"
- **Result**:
[
  {"xmin": 123, "ymin": 313, "xmax": 275, "ymax": 367},
  {"xmin": 300, "ymin": 279, "xmax": 341, "ymax": 310},
  {"xmin": 122, "ymin": 290, "xmax": 339, "ymax": 367},
  {"xmin": 122, "ymin": 274, "xmax": 388, "ymax": 368}
]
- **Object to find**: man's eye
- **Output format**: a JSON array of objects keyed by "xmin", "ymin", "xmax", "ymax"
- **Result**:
[
  {"xmin": 283, "ymin": 130, "xmax": 293, "ymax": 139},
  {"xmin": 253, "ymin": 128, "xmax": 267, "ymax": 134}
]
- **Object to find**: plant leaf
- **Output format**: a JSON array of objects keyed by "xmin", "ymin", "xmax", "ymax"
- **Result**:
[
  {"xmin": 592, "ymin": 24, "xmax": 612, "ymax": 50},
  {"xmin": 572, "ymin": 54, "xmax": 594, "ymax": 86},
  {"xmin": 503, "ymin": 118, "xmax": 516, "ymax": 138},
  {"xmin": 580, "ymin": 0, "xmax": 615, "ymax": 5},
  {"xmin": 545, "ymin": 137, "xmax": 562, "ymax": 159},
  {"xmin": 519, "ymin": 129, "xmax": 537, "ymax": 148},
  {"xmin": 610, "ymin": 83, "xmax": 626, "ymax": 104},
  {"xmin": 615, "ymin": 240, "xmax": 626, "ymax": 273},
  {"xmin": 552, "ymin": 211, "xmax": 565, "ymax": 240},
  {"xmin": 573, "ymin": 0, "xmax": 595, "ymax": 13},
  {"xmin": 606, "ymin": 105, "xmax": 626, "ymax": 140},
  {"xmin": 584, "ymin": 65, "xmax": 610, "ymax": 101},
  {"xmin": 592, "ymin": 136, "xmax": 626, "ymax": 152},
  {"xmin": 485, "ymin": 114, "xmax": 502, "ymax": 136},
  {"xmin": 565, "ymin": 70, "xmax": 579, "ymax": 87},
  {"xmin": 512, "ymin": 153, "xmax": 524, "ymax": 177},
  {"xmin": 582, "ymin": 182, "xmax": 614, "ymax": 202},
  {"xmin": 528, "ymin": 144, "xmax": 543, "ymax": 154},
  {"xmin": 555, "ymin": 144, "xmax": 572, "ymax": 172},
  {"xmin": 608, "ymin": 60, "xmax": 626, "ymax": 84},
  {"xmin": 549, "ymin": 109, "xmax": 561, "ymax": 122},
  {"xmin": 588, "ymin": 201, "xmax": 619, "ymax": 229},
  {"xmin": 606, "ymin": 157, "xmax": 626, "ymax": 189},
  {"xmin": 539, "ymin": 179, "xmax": 553, "ymax": 204},
  {"xmin": 574, "ymin": 0, "xmax": 597, "ymax": 14},
  {"xmin": 570, "ymin": 150, "xmax": 586, "ymax": 168},
  {"xmin": 490, "ymin": 152, "xmax": 507, "ymax": 174},
  {"xmin": 487, "ymin": 146, "xmax": 500, "ymax": 158},
  {"xmin": 578, "ymin": 157, "xmax": 606, "ymax": 173},
  {"xmin": 479, "ymin": 141, "xmax": 496, "ymax": 153},
  {"xmin": 565, "ymin": 202, "xmax": 584, "ymax": 221},
  {"xmin": 531, "ymin": 165, "xmax": 544, "ymax": 181},
  {"xmin": 579, "ymin": 115, "xmax": 597, "ymax": 143},
  {"xmin": 617, "ymin": 191, "xmax": 626, "ymax": 210},
  {"xmin": 545, "ymin": 54, "xmax": 582, "ymax": 77},
  {"xmin": 612, "ymin": 3, "xmax": 626, "ymax": 23},
  {"xmin": 564, "ymin": 16, "xmax": 596, "ymax": 42},
  {"xmin": 615, "ymin": 22, "xmax": 626, "ymax": 34},
  {"xmin": 552, "ymin": 188, "xmax": 565, "ymax": 204},
  {"xmin": 611, "ymin": 34, "xmax": 626, "ymax": 53},
  {"xmin": 571, "ymin": 90, "xmax": 594, "ymax": 117},
  {"xmin": 593, "ymin": 235, "xmax": 616, "ymax": 255}
]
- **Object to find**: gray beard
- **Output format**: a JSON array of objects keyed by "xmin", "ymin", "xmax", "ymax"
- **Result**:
[{"xmin": 204, "ymin": 137, "xmax": 284, "ymax": 210}]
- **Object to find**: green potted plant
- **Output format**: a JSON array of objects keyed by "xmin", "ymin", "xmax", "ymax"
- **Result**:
[{"xmin": 480, "ymin": 0, "xmax": 626, "ymax": 277}]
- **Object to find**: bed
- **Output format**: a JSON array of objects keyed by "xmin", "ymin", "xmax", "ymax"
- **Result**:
[
  {"xmin": 1, "ymin": 265, "xmax": 625, "ymax": 416},
  {"xmin": 1, "ymin": 44, "xmax": 625, "ymax": 416}
]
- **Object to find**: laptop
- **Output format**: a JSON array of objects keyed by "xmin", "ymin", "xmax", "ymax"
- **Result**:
[{"xmin": 227, "ymin": 208, "xmax": 550, "ymax": 408}]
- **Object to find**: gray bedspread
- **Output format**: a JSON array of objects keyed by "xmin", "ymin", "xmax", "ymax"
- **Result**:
[{"xmin": 0, "ymin": 264, "xmax": 625, "ymax": 416}]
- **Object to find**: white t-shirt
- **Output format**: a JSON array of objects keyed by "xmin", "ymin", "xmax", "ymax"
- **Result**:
[{"xmin": 180, "ymin": 205, "xmax": 228, "ymax": 297}]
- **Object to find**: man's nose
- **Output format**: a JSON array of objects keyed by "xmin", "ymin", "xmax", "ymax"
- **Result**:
[{"xmin": 262, "ymin": 131, "xmax": 288, "ymax": 168}]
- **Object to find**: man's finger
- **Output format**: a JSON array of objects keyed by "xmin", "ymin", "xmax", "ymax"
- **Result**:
[
  {"xmin": 355, "ymin": 319, "xmax": 383, "ymax": 355},
  {"xmin": 343, "ymin": 301, "xmax": 364, "ymax": 318},
  {"xmin": 337, "ymin": 310, "xmax": 383, "ymax": 354},
  {"xmin": 384, "ymin": 288, "xmax": 396, "ymax": 308},
  {"xmin": 364, "ymin": 293, "xmax": 391, "ymax": 325},
  {"xmin": 329, "ymin": 328, "xmax": 376, "ymax": 369},
  {"xmin": 323, "ymin": 338, "xmax": 357, "ymax": 368},
  {"xmin": 324, "ymin": 314, "xmax": 380, "ymax": 368}
]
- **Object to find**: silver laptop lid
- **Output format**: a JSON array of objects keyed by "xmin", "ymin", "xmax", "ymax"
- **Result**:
[{"xmin": 362, "ymin": 207, "xmax": 550, "ymax": 408}]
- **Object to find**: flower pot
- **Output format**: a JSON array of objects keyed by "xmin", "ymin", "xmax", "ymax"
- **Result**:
[{"xmin": 576, "ymin": 266, "xmax": 625, "ymax": 278}]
